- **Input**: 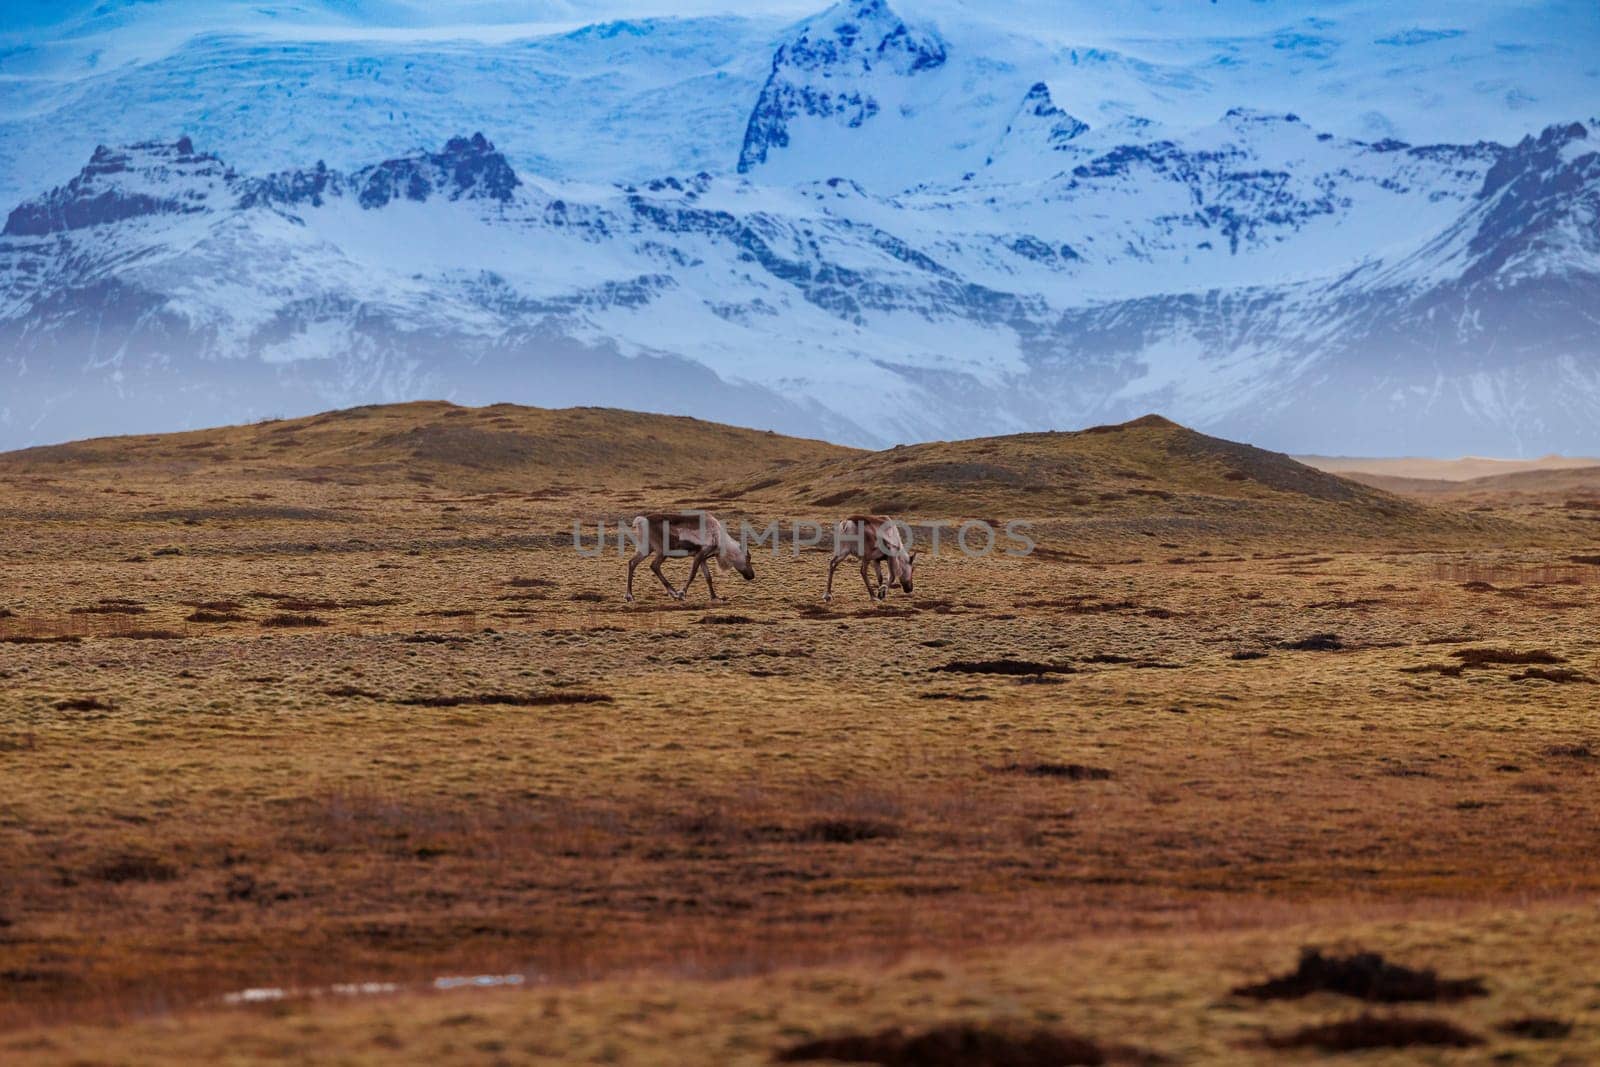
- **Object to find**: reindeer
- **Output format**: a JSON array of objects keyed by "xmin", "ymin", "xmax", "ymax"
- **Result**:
[
  {"xmin": 625, "ymin": 511, "xmax": 754, "ymax": 603},
  {"xmin": 824, "ymin": 515, "xmax": 917, "ymax": 602}
]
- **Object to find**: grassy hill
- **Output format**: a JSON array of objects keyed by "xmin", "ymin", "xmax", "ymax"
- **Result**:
[
  {"xmin": 0, "ymin": 402, "xmax": 858, "ymax": 486},
  {"xmin": 0, "ymin": 405, "xmax": 1507, "ymax": 545},
  {"xmin": 714, "ymin": 415, "xmax": 1498, "ymax": 543}
]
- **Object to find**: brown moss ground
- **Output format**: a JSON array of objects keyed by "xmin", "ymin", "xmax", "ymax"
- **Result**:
[{"xmin": 3, "ymin": 404, "xmax": 1599, "ymax": 1062}]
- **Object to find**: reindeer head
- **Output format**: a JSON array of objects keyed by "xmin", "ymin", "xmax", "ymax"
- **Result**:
[
  {"xmin": 893, "ymin": 550, "xmax": 917, "ymax": 594},
  {"xmin": 721, "ymin": 537, "xmax": 756, "ymax": 581}
]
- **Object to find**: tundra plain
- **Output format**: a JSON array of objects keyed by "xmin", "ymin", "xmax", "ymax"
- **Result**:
[{"xmin": 2, "ymin": 402, "xmax": 1599, "ymax": 1065}]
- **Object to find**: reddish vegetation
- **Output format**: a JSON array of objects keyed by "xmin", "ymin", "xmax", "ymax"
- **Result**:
[
  {"xmin": 777, "ymin": 1024, "xmax": 1118, "ymax": 1066},
  {"xmin": 1499, "ymin": 1016, "xmax": 1574, "ymax": 1039},
  {"xmin": 998, "ymin": 763, "xmax": 1112, "ymax": 781},
  {"xmin": 932, "ymin": 659, "xmax": 1077, "ymax": 676},
  {"xmin": 1264, "ymin": 1014, "xmax": 1484, "ymax": 1051}
]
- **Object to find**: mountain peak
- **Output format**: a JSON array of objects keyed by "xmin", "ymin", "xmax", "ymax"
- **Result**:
[
  {"xmin": 1013, "ymin": 81, "xmax": 1087, "ymax": 144},
  {"xmin": 774, "ymin": 0, "xmax": 946, "ymax": 80},
  {"xmin": 736, "ymin": 0, "xmax": 947, "ymax": 177},
  {"xmin": 3, "ymin": 137, "xmax": 228, "ymax": 237},
  {"xmin": 354, "ymin": 133, "xmax": 520, "ymax": 209},
  {"xmin": 984, "ymin": 81, "xmax": 1089, "ymax": 174},
  {"xmin": 820, "ymin": 0, "xmax": 905, "ymax": 34}
]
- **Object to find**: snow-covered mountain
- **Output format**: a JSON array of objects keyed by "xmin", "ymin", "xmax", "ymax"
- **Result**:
[{"xmin": 1, "ymin": 0, "xmax": 1598, "ymax": 453}]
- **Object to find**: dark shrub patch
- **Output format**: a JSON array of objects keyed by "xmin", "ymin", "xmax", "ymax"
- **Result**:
[
  {"xmin": 1499, "ymin": 1016, "xmax": 1573, "ymax": 1040},
  {"xmin": 1451, "ymin": 647, "xmax": 1564, "ymax": 667},
  {"xmin": 324, "ymin": 686, "xmax": 383, "ymax": 700},
  {"xmin": 1229, "ymin": 650, "xmax": 1268, "ymax": 661},
  {"xmin": 1234, "ymin": 948, "xmax": 1486, "ymax": 1002},
  {"xmin": 569, "ymin": 591, "xmax": 605, "ymax": 602},
  {"xmin": 1264, "ymin": 1014, "xmax": 1482, "ymax": 1051},
  {"xmin": 397, "ymin": 692, "xmax": 613, "ymax": 708},
  {"xmin": 1544, "ymin": 743, "xmax": 1594, "ymax": 758},
  {"xmin": 776, "ymin": 1023, "xmax": 1111, "ymax": 1065},
  {"xmin": 261, "ymin": 614, "xmax": 328, "ymax": 628},
  {"xmin": 933, "ymin": 659, "xmax": 1076, "ymax": 676},
  {"xmin": 700, "ymin": 614, "xmax": 762, "ymax": 625},
  {"xmin": 999, "ymin": 762, "xmax": 1112, "ymax": 781},
  {"xmin": 1399, "ymin": 663, "xmax": 1465, "ymax": 677},
  {"xmin": 1281, "ymin": 633, "xmax": 1343, "ymax": 651},
  {"xmin": 53, "ymin": 697, "xmax": 112, "ymax": 712},
  {"xmin": 69, "ymin": 603, "xmax": 146, "ymax": 615},
  {"xmin": 89, "ymin": 853, "xmax": 179, "ymax": 884},
  {"xmin": 186, "ymin": 611, "xmax": 246, "ymax": 623},
  {"xmin": 0, "ymin": 635, "xmax": 82, "ymax": 645},
  {"xmin": 1514, "ymin": 667, "xmax": 1592, "ymax": 684},
  {"xmin": 918, "ymin": 692, "xmax": 991, "ymax": 702},
  {"xmin": 272, "ymin": 598, "xmax": 341, "ymax": 612},
  {"xmin": 0, "ymin": 968, "xmax": 69, "ymax": 987},
  {"xmin": 507, "ymin": 577, "xmax": 556, "ymax": 588},
  {"xmin": 1064, "ymin": 600, "xmax": 1137, "ymax": 614},
  {"xmin": 796, "ymin": 819, "xmax": 898, "ymax": 844}
]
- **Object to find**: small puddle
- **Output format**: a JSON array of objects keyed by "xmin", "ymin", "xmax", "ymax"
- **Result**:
[
  {"xmin": 222, "ymin": 974, "xmax": 527, "ymax": 1006},
  {"xmin": 433, "ymin": 974, "xmax": 525, "ymax": 990}
]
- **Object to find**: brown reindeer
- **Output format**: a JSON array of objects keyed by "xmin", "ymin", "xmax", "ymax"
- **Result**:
[
  {"xmin": 625, "ymin": 511, "xmax": 754, "ymax": 603},
  {"xmin": 825, "ymin": 515, "xmax": 916, "ymax": 602}
]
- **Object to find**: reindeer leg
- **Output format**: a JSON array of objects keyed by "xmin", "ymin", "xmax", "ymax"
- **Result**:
[
  {"xmin": 873, "ymin": 559, "xmax": 888, "ymax": 600},
  {"xmin": 859, "ymin": 559, "xmax": 876, "ymax": 600},
  {"xmin": 651, "ymin": 551, "xmax": 682, "ymax": 601},
  {"xmin": 680, "ymin": 547, "xmax": 716, "ymax": 600},
  {"xmin": 678, "ymin": 551, "xmax": 702, "ymax": 599},
  {"xmin": 824, "ymin": 554, "xmax": 845, "ymax": 602},
  {"xmin": 701, "ymin": 550, "xmax": 721, "ymax": 602},
  {"xmin": 626, "ymin": 548, "xmax": 649, "ymax": 603}
]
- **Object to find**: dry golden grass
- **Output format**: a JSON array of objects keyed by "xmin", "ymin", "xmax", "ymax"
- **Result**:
[{"xmin": 3, "ymin": 401, "xmax": 1600, "ymax": 1063}]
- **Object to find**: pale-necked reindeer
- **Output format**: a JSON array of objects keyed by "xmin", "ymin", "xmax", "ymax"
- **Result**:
[
  {"xmin": 825, "ymin": 515, "xmax": 917, "ymax": 602},
  {"xmin": 626, "ymin": 511, "xmax": 755, "ymax": 603}
]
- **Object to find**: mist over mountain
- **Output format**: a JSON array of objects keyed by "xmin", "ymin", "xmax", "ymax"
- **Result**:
[{"xmin": 1, "ymin": 1, "xmax": 1597, "ymax": 452}]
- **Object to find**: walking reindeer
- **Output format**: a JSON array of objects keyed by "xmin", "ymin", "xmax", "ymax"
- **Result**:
[
  {"xmin": 625, "ymin": 511, "xmax": 755, "ymax": 603},
  {"xmin": 825, "ymin": 515, "xmax": 917, "ymax": 602}
]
